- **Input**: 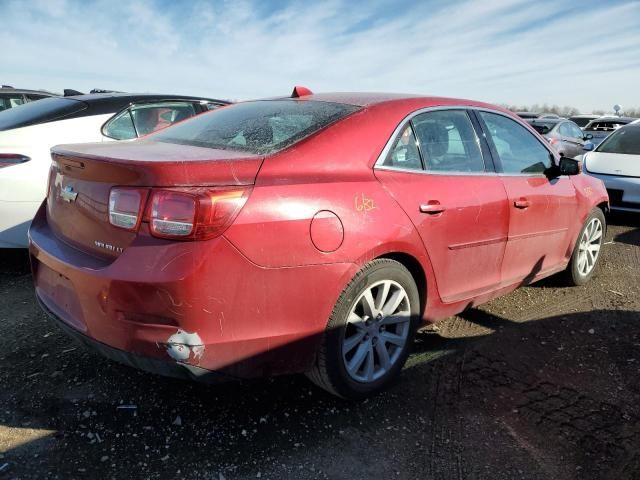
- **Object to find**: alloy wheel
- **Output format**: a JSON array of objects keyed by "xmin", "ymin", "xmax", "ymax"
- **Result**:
[
  {"xmin": 576, "ymin": 217, "xmax": 603, "ymax": 276},
  {"xmin": 342, "ymin": 280, "xmax": 411, "ymax": 383}
]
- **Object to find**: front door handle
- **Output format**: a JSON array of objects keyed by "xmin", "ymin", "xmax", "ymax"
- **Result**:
[
  {"xmin": 514, "ymin": 198, "xmax": 531, "ymax": 209},
  {"xmin": 420, "ymin": 202, "xmax": 446, "ymax": 214}
]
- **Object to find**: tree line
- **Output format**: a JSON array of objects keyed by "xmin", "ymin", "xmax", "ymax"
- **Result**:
[{"xmin": 502, "ymin": 104, "xmax": 640, "ymax": 118}]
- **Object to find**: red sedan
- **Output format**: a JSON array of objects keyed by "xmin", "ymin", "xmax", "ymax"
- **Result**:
[{"xmin": 30, "ymin": 88, "xmax": 608, "ymax": 399}]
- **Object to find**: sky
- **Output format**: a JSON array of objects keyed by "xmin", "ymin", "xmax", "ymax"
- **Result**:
[{"xmin": 1, "ymin": 0, "xmax": 639, "ymax": 113}]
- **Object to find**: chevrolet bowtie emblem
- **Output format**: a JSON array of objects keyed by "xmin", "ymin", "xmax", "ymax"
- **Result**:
[{"xmin": 61, "ymin": 185, "xmax": 78, "ymax": 203}]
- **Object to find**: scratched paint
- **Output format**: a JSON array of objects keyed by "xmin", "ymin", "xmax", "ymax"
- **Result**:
[{"xmin": 164, "ymin": 329, "xmax": 205, "ymax": 363}]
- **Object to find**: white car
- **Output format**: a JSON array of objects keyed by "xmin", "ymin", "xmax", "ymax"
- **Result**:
[
  {"xmin": 0, "ymin": 93, "xmax": 228, "ymax": 247},
  {"xmin": 583, "ymin": 124, "xmax": 640, "ymax": 212}
]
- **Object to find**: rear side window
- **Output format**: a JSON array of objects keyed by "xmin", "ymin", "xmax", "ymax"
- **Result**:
[
  {"xmin": 152, "ymin": 100, "xmax": 360, "ymax": 155},
  {"xmin": 0, "ymin": 94, "xmax": 25, "ymax": 112},
  {"xmin": 384, "ymin": 125, "xmax": 422, "ymax": 170},
  {"xmin": 25, "ymin": 94, "xmax": 49, "ymax": 102},
  {"xmin": 479, "ymin": 111, "xmax": 552, "ymax": 174},
  {"xmin": 0, "ymin": 97, "xmax": 86, "ymax": 131},
  {"xmin": 412, "ymin": 110, "xmax": 485, "ymax": 172},
  {"xmin": 597, "ymin": 128, "xmax": 640, "ymax": 155},
  {"xmin": 103, "ymin": 102, "xmax": 198, "ymax": 140}
]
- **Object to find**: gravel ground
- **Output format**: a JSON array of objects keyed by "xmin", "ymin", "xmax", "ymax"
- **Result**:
[{"xmin": 0, "ymin": 213, "xmax": 639, "ymax": 480}]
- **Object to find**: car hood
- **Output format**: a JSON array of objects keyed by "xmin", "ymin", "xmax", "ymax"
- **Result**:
[{"xmin": 584, "ymin": 151, "xmax": 640, "ymax": 177}]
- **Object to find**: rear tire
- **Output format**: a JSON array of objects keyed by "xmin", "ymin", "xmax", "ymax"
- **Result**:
[
  {"xmin": 563, "ymin": 208, "xmax": 606, "ymax": 286},
  {"xmin": 306, "ymin": 259, "xmax": 420, "ymax": 399}
]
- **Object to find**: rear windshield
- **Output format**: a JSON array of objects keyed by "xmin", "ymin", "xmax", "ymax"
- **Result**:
[
  {"xmin": 596, "ymin": 127, "xmax": 640, "ymax": 155},
  {"xmin": 570, "ymin": 117, "xmax": 593, "ymax": 127},
  {"xmin": 530, "ymin": 122, "xmax": 557, "ymax": 134},
  {"xmin": 585, "ymin": 121, "xmax": 626, "ymax": 132},
  {"xmin": 0, "ymin": 97, "xmax": 87, "ymax": 131},
  {"xmin": 152, "ymin": 100, "xmax": 360, "ymax": 155}
]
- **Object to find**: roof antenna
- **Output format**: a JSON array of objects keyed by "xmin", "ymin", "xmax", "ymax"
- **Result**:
[{"xmin": 291, "ymin": 86, "xmax": 313, "ymax": 98}]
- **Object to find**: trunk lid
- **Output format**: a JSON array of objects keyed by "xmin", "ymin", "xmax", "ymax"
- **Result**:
[{"xmin": 47, "ymin": 140, "xmax": 263, "ymax": 259}]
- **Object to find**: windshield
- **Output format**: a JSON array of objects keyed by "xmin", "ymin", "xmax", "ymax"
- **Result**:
[
  {"xmin": 152, "ymin": 100, "xmax": 360, "ymax": 155},
  {"xmin": 596, "ymin": 127, "xmax": 640, "ymax": 155},
  {"xmin": 570, "ymin": 117, "xmax": 593, "ymax": 127},
  {"xmin": 0, "ymin": 97, "xmax": 86, "ymax": 131}
]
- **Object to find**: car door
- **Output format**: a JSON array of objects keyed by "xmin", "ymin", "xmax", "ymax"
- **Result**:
[
  {"xmin": 375, "ymin": 108, "xmax": 510, "ymax": 303},
  {"xmin": 475, "ymin": 110, "xmax": 578, "ymax": 285},
  {"xmin": 559, "ymin": 121, "xmax": 585, "ymax": 158},
  {"xmin": 101, "ymin": 101, "xmax": 199, "ymax": 141}
]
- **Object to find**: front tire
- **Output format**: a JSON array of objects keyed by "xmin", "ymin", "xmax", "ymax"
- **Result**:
[
  {"xmin": 306, "ymin": 259, "xmax": 420, "ymax": 399},
  {"xmin": 564, "ymin": 208, "xmax": 606, "ymax": 286}
]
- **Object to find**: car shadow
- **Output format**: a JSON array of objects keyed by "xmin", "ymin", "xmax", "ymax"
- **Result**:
[
  {"xmin": 0, "ymin": 248, "xmax": 30, "ymax": 275},
  {"xmin": 1, "ymin": 308, "xmax": 639, "ymax": 479}
]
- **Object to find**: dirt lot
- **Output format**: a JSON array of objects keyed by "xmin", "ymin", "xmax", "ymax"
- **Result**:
[{"xmin": 0, "ymin": 213, "xmax": 639, "ymax": 480}]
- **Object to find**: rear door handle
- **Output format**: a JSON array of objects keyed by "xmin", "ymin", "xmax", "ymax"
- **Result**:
[
  {"xmin": 420, "ymin": 202, "xmax": 446, "ymax": 214},
  {"xmin": 514, "ymin": 199, "xmax": 531, "ymax": 209}
]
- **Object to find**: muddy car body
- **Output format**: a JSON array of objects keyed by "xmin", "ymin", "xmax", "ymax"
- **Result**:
[{"xmin": 30, "ymin": 89, "xmax": 609, "ymax": 398}]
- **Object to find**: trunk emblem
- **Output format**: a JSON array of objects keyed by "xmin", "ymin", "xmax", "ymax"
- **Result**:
[{"xmin": 60, "ymin": 186, "xmax": 78, "ymax": 203}]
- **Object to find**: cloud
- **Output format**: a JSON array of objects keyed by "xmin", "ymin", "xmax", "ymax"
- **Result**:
[{"xmin": 1, "ymin": 0, "xmax": 639, "ymax": 112}]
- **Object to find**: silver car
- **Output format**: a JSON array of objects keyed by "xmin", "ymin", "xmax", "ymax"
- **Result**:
[{"xmin": 583, "ymin": 124, "xmax": 640, "ymax": 212}]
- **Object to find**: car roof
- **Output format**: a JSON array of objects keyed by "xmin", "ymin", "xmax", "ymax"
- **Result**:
[
  {"xmin": 569, "ymin": 114, "xmax": 599, "ymax": 118},
  {"xmin": 66, "ymin": 92, "xmax": 230, "ymax": 114},
  {"xmin": 0, "ymin": 86, "xmax": 57, "ymax": 96},
  {"xmin": 591, "ymin": 116, "xmax": 636, "ymax": 122},
  {"xmin": 271, "ymin": 92, "xmax": 511, "ymax": 113},
  {"xmin": 527, "ymin": 118, "xmax": 564, "ymax": 125}
]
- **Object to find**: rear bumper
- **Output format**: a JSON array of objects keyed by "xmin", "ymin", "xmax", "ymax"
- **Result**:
[
  {"xmin": 37, "ymin": 294, "xmax": 229, "ymax": 383},
  {"xmin": 29, "ymin": 202, "xmax": 357, "ymax": 379}
]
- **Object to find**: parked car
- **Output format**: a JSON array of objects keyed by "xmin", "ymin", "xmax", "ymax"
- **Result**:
[
  {"xmin": 0, "ymin": 85, "xmax": 57, "ymax": 112},
  {"xmin": 583, "ymin": 116, "xmax": 637, "ymax": 147},
  {"xmin": 30, "ymin": 88, "xmax": 608, "ymax": 399},
  {"xmin": 568, "ymin": 114, "xmax": 600, "ymax": 129},
  {"xmin": 0, "ymin": 93, "xmax": 229, "ymax": 248},
  {"xmin": 526, "ymin": 118, "xmax": 592, "ymax": 158},
  {"xmin": 583, "ymin": 123, "xmax": 640, "ymax": 212}
]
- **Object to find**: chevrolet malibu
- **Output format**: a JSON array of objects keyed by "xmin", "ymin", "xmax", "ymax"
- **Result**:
[{"xmin": 30, "ymin": 88, "xmax": 609, "ymax": 399}]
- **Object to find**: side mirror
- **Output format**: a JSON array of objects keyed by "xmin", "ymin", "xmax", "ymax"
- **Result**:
[
  {"xmin": 559, "ymin": 157, "xmax": 580, "ymax": 176},
  {"xmin": 583, "ymin": 133, "xmax": 593, "ymax": 140},
  {"xmin": 582, "ymin": 141, "xmax": 595, "ymax": 151}
]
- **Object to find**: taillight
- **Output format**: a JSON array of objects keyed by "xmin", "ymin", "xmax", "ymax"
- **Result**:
[
  {"xmin": 109, "ymin": 188, "xmax": 147, "ymax": 230},
  {"xmin": 547, "ymin": 137, "xmax": 559, "ymax": 145},
  {"xmin": 148, "ymin": 187, "xmax": 251, "ymax": 240},
  {"xmin": 0, "ymin": 153, "xmax": 30, "ymax": 168}
]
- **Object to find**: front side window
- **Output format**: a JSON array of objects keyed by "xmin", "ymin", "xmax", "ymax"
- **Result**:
[
  {"xmin": 596, "ymin": 127, "xmax": 640, "ymax": 155},
  {"xmin": 567, "ymin": 123, "xmax": 584, "ymax": 139},
  {"xmin": 558, "ymin": 122, "xmax": 573, "ymax": 137},
  {"xmin": 412, "ymin": 110, "xmax": 485, "ymax": 172},
  {"xmin": 479, "ymin": 111, "xmax": 552, "ymax": 174},
  {"xmin": 152, "ymin": 100, "xmax": 359, "ymax": 155}
]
